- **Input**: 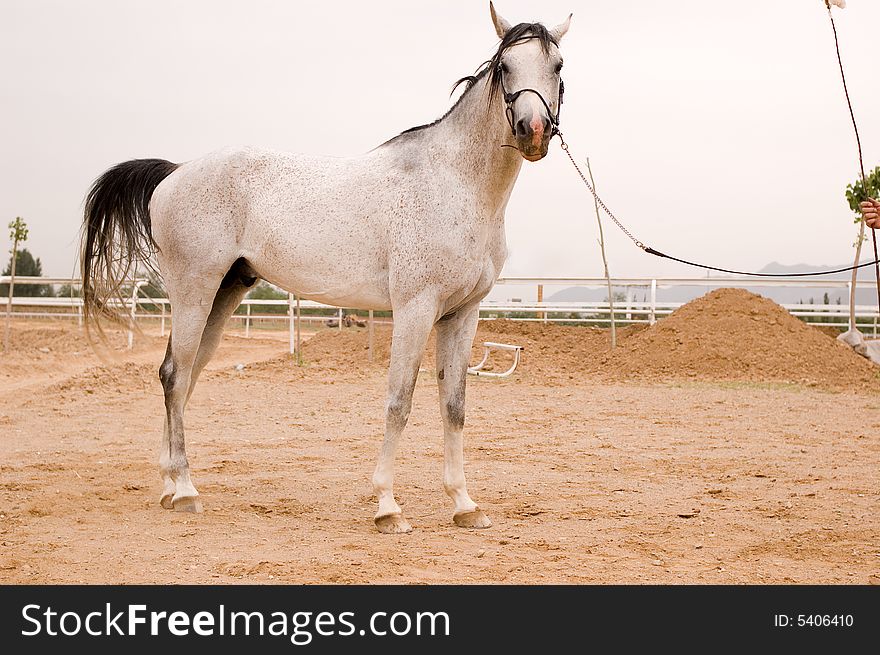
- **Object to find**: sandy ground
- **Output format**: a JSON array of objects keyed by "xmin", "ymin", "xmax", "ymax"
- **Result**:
[{"xmin": 1, "ymin": 319, "xmax": 878, "ymax": 584}]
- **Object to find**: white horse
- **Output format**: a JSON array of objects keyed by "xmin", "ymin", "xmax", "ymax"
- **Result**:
[{"xmin": 80, "ymin": 3, "xmax": 571, "ymax": 534}]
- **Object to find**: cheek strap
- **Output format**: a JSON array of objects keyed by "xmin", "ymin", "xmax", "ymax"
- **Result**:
[{"xmin": 501, "ymin": 76, "xmax": 564, "ymax": 136}]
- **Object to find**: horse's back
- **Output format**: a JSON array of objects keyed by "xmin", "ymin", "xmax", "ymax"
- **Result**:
[
  {"xmin": 149, "ymin": 142, "xmax": 501, "ymax": 312},
  {"xmin": 150, "ymin": 146, "xmax": 396, "ymax": 308},
  {"xmin": 152, "ymin": 145, "xmax": 392, "ymax": 228}
]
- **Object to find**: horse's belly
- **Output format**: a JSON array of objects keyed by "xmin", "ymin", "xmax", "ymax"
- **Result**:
[
  {"xmin": 244, "ymin": 237, "xmax": 392, "ymax": 311},
  {"xmin": 297, "ymin": 283, "xmax": 392, "ymax": 311}
]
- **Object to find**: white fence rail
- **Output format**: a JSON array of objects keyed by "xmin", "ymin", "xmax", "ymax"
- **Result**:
[
  {"xmin": 491, "ymin": 276, "xmax": 879, "ymax": 333},
  {"xmin": 3, "ymin": 276, "xmax": 878, "ymax": 348}
]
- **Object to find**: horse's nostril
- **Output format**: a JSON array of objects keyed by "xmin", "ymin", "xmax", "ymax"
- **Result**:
[{"xmin": 515, "ymin": 118, "xmax": 529, "ymax": 138}]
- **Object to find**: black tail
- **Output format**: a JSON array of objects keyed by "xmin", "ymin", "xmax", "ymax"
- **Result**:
[{"xmin": 81, "ymin": 158, "xmax": 178, "ymax": 333}]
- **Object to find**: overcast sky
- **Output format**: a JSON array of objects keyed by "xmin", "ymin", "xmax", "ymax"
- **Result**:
[{"xmin": 2, "ymin": 0, "xmax": 880, "ymax": 287}]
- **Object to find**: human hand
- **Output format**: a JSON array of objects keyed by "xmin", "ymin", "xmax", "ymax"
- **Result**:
[{"xmin": 859, "ymin": 199, "xmax": 880, "ymax": 229}]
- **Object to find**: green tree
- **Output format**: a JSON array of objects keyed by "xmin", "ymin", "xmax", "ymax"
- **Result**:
[
  {"xmin": 844, "ymin": 166, "xmax": 880, "ymax": 218},
  {"xmin": 0, "ymin": 248, "xmax": 52, "ymax": 297},
  {"xmin": 4, "ymin": 217, "xmax": 29, "ymax": 352},
  {"xmin": 138, "ymin": 270, "xmax": 166, "ymax": 299},
  {"xmin": 846, "ymin": 166, "xmax": 880, "ymax": 330},
  {"xmin": 56, "ymin": 282, "xmax": 82, "ymax": 298},
  {"xmin": 844, "ymin": 166, "xmax": 880, "ymax": 332},
  {"xmin": 246, "ymin": 281, "xmax": 288, "ymax": 314}
]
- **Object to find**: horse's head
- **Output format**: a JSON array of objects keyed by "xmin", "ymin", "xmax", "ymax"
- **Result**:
[{"xmin": 490, "ymin": 3, "xmax": 571, "ymax": 162}]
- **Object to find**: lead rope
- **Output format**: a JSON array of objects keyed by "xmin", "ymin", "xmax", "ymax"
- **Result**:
[
  {"xmin": 557, "ymin": 137, "xmax": 643, "ymax": 250},
  {"xmin": 557, "ymin": 132, "xmax": 880, "ymax": 278}
]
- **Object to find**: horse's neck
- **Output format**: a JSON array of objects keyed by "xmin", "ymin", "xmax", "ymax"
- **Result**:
[{"xmin": 430, "ymin": 77, "xmax": 523, "ymax": 216}]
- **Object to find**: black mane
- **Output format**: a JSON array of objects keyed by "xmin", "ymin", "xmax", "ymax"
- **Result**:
[{"xmin": 382, "ymin": 22, "xmax": 558, "ymax": 145}]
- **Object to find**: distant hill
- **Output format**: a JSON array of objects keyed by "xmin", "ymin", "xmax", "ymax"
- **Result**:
[
  {"xmin": 546, "ymin": 261, "xmax": 880, "ymax": 306},
  {"xmin": 757, "ymin": 261, "xmax": 875, "ymax": 280}
]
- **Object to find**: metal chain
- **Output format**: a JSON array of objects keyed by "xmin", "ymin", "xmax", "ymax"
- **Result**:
[
  {"xmin": 556, "ymin": 133, "xmax": 880, "ymax": 278},
  {"xmin": 557, "ymin": 134, "xmax": 645, "ymax": 250}
]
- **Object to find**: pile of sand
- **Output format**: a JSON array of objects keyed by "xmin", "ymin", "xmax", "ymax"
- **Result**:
[
  {"xmin": 605, "ymin": 288, "xmax": 877, "ymax": 388},
  {"xmin": 298, "ymin": 319, "xmax": 632, "ymax": 373},
  {"xmin": 46, "ymin": 362, "xmax": 157, "ymax": 397},
  {"xmin": 298, "ymin": 289, "xmax": 879, "ymax": 390},
  {"xmin": 1, "ymin": 326, "xmax": 119, "ymax": 384},
  {"xmin": 0, "ymin": 323, "xmax": 166, "ymax": 394},
  {"xmin": 299, "ymin": 325, "xmax": 394, "ymax": 371}
]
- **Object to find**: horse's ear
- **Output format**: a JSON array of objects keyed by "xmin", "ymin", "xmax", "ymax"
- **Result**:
[
  {"xmin": 550, "ymin": 13, "xmax": 572, "ymax": 42},
  {"xmin": 490, "ymin": 2, "xmax": 511, "ymax": 39}
]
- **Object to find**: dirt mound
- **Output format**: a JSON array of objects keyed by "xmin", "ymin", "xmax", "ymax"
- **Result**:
[
  {"xmin": 470, "ymin": 320, "xmax": 640, "ymax": 383},
  {"xmin": 0, "ymin": 322, "xmax": 169, "ymax": 397},
  {"xmin": 2, "ymin": 323, "xmax": 164, "ymax": 362},
  {"xmin": 300, "ymin": 326, "xmax": 394, "ymax": 371},
  {"xmin": 296, "ymin": 320, "xmax": 640, "ymax": 381},
  {"xmin": 46, "ymin": 362, "xmax": 157, "ymax": 397},
  {"xmin": 5, "ymin": 326, "xmax": 89, "ymax": 355},
  {"xmin": 294, "ymin": 289, "xmax": 878, "ymax": 390},
  {"xmin": 607, "ymin": 288, "xmax": 878, "ymax": 389}
]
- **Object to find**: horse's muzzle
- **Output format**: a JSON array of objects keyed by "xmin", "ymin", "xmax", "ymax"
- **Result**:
[
  {"xmin": 515, "ymin": 114, "xmax": 551, "ymax": 158},
  {"xmin": 517, "ymin": 139, "xmax": 550, "ymax": 162},
  {"xmin": 513, "ymin": 114, "xmax": 551, "ymax": 161}
]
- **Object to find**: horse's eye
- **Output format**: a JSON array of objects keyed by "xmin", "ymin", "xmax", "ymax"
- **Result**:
[
  {"xmin": 499, "ymin": 62, "xmax": 509, "ymax": 74},
  {"xmin": 554, "ymin": 62, "xmax": 563, "ymax": 75}
]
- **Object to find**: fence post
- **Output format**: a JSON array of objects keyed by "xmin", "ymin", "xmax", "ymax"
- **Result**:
[
  {"xmin": 625, "ymin": 288, "xmax": 633, "ymax": 322},
  {"xmin": 368, "ymin": 310, "xmax": 374, "ymax": 362},
  {"xmin": 288, "ymin": 293, "xmax": 295, "ymax": 355},
  {"xmin": 338, "ymin": 307, "xmax": 343, "ymax": 332},
  {"xmin": 650, "ymin": 279, "xmax": 657, "ymax": 326},
  {"xmin": 245, "ymin": 302, "xmax": 251, "ymax": 338},
  {"xmin": 127, "ymin": 282, "xmax": 141, "ymax": 350},
  {"xmin": 295, "ymin": 296, "xmax": 302, "ymax": 364},
  {"xmin": 160, "ymin": 301, "xmax": 166, "ymax": 337},
  {"xmin": 537, "ymin": 284, "xmax": 545, "ymax": 323}
]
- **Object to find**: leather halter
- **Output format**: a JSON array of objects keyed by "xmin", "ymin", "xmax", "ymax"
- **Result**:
[{"xmin": 498, "ymin": 66, "xmax": 564, "ymax": 138}]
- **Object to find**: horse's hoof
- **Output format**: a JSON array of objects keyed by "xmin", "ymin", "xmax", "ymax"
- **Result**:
[
  {"xmin": 159, "ymin": 493, "xmax": 174, "ymax": 510},
  {"xmin": 172, "ymin": 496, "xmax": 203, "ymax": 513},
  {"xmin": 453, "ymin": 508, "xmax": 492, "ymax": 529},
  {"xmin": 375, "ymin": 513, "xmax": 412, "ymax": 534}
]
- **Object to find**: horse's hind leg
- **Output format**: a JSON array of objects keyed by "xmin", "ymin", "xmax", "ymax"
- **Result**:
[
  {"xmin": 158, "ymin": 280, "xmax": 251, "ymax": 510},
  {"xmin": 435, "ymin": 303, "xmax": 491, "ymax": 529},
  {"xmin": 157, "ymin": 298, "xmax": 211, "ymax": 512},
  {"xmin": 186, "ymin": 281, "xmax": 251, "ymax": 402},
  {"xmin": 158, "ymin": 340, "xmax": 176, "ymax": 508}
]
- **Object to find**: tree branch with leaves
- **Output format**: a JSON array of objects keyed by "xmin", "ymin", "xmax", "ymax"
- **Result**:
[
  {"xmin": 4, "ymin": 216, "xmax": 29, "ymax": 352},
  {"xmin": 843, "ymin": 166, "xmax": 880, "ymax": 332}
]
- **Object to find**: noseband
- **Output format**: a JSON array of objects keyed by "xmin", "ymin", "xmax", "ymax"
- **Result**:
[{"xmin": 498, "ymin": 66, "xmax": 564, "ymax": 138}]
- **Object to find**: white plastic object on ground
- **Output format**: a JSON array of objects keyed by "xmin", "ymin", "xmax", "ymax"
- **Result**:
[{"xmin": 467, "ymin": 341, "xmax": 523, "ymax": 378}]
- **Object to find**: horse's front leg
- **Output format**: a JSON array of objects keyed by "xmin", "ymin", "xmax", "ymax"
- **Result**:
[
  {"xmin": 435, "ymin": 303, "xmax": 492, "ymax": 529},
  {"xmin": 372, "ymin": 298, "xmax": 436, "ymax": 534}
]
